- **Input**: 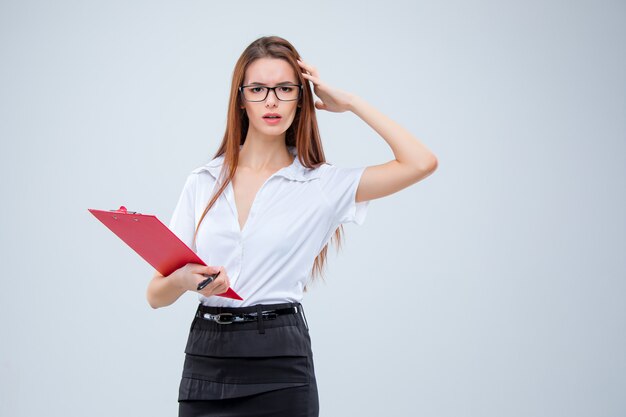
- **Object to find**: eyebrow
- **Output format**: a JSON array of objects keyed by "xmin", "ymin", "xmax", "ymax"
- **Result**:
[{"xmin": 248, "ymin": 81, "xmax": 297, "ymax": 86}]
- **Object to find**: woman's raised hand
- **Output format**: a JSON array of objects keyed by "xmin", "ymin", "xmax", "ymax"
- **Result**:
[
  {"xmin": 297, "ymin": 58, "xmax": 355, "ymax": 113},
  {"xmin": 174, "ymin": 263, "xmax": 231, "ymax": 298}
]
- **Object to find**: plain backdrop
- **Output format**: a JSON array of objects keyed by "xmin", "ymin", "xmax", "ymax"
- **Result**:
[{"xmin": 1, "ymin": 1, "xmax": 624, "ymax": 416}]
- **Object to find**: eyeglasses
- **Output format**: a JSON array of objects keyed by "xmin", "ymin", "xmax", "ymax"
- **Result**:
[{"xmin": 239, "ymin": 84, "xmax": 302, "ymax": 102}]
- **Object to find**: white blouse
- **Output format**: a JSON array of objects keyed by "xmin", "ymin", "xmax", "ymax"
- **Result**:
[{"xmin": 168, "ymin": 145, "xmax": 370, "ymax": 307}]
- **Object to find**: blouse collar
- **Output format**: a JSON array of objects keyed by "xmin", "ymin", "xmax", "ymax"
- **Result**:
[{"xmin": 195, "ymin": 145, "xmax": 321, "ymax": 182}]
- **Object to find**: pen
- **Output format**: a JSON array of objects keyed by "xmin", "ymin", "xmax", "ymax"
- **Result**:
[{"xmin": 197, "ymin": 270, "xmax": 220, "ymax": 291}]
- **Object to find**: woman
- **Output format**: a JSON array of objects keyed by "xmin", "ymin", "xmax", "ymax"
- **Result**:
[{"xmin": 146, "ymin": 35, "xmax": 438, "ymax": 417}]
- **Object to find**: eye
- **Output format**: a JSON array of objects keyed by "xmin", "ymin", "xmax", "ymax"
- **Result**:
[
  {"xmin": 251, "ymin": 87, "xmax": 265, "ymax": 93},
  {"xmin": 280, "ymin": 86, "xmax": 294, "ymax": 92}
]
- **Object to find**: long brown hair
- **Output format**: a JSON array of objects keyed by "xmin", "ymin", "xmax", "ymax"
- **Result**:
[{"xmin": 192, "ymin": 35, "xmax": 347, "ymax": 291}]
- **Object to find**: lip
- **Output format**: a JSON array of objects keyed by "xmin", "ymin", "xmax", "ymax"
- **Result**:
[{"xmin": 262, "ymin": 113, "xmax": 282, "ymax": 125}]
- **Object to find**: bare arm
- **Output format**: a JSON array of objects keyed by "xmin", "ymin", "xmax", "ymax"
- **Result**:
[
  {"xmin": 348, "ymin": 95, "xmax": 438, "ymax": 203},
  {"xmin": 146, "ymin": 271, "xmax": 187, "ymax": 309},
  {"xmin": 297, "ymin": 58, "xmax": 438, "ymax": 203}
]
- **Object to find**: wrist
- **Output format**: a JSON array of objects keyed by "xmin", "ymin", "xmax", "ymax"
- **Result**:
[
  {"xmin": 347, "ymin": 93, "xmax": 362, "ymax": 113},
  {"xmin": 169, "ymin": 270, "xmax": 188, "ymax": 292}
]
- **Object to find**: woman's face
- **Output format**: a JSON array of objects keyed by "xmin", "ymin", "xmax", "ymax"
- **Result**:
[{"xmin": 241, "ymin": 57, "xmax": 300, "ymax": 139}]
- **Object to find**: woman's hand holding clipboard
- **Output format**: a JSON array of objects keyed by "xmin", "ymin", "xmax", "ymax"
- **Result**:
[
  {"xmin": 88, "ymin": 206, "xmax": 242, "ymax": 300},
  {"xmin": 172, "ymin": 263, "xmax": 228, "ymax": 294}
]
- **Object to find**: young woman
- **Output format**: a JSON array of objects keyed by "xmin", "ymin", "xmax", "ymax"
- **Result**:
[{"xmin": 146, "ymin": 35, "xmax": 437, "ymax": 417}]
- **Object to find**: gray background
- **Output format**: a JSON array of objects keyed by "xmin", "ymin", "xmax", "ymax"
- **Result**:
[{"xmin": 1, "ymin": 0, "xmax": 624, "ymax": 416}]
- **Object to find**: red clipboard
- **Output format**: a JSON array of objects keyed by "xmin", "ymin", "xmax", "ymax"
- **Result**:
[{"xmin": 88, "ymin": 205, "xmax": 242, "ymax": 300}]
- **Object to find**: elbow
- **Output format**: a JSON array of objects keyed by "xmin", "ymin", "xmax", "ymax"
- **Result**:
[
  {"xmin": 425, "ymin": 155, "xmax": 438, "ymax": 173},
  {"xmin": 146, "ymin": 296, "xmax": 158, "ymax": 310},
  {"xmin": 146, "ymin": 273, "xmax": 165, "ymax": 309},
  {"xmin": 410, "ymin": 155, "xmax": 438, "ymax": 181},
  {"xmin": 146, "ymin": 289, "xmax": 161, "ymax": 310}
]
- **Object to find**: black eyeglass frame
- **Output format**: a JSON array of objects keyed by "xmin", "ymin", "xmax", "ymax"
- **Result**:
[{"xmin": 239, "ymin": 84, "xmax": 303, "ymax": 102}]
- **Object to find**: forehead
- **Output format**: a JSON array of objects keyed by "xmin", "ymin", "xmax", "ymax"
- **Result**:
[{"xmin": 244, "ymin": 58, "xmax": 297, "ymax": 83}]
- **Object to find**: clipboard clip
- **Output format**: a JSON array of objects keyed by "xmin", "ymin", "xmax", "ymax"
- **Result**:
[{"xmin": 110, "ymin": 205, "xmax": 139, "ymax": 215}]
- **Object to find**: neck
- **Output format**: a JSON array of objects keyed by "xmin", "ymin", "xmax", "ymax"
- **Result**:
[{"xmin": 238, "ymin": 138, "xmax": 294, "ymax": 171}]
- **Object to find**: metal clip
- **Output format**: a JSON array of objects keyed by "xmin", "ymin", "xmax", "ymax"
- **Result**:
[{"xmin": 204, "ymin": 312, "xmax": 233, "ymax": 324}]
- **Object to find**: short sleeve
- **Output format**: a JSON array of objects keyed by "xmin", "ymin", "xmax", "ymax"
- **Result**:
[
  {"xmin": 168, "ymin": 173, "xmax": 197, "ymax": 250},
  {"xmin": 319, "ymin": 164, "xmax": 370, "ymax": 226}
]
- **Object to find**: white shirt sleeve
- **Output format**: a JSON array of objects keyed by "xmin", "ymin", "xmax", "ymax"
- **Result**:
[
  {"xmin": 168, "ymin": 173, "xmax": 197, "ymax": 251},
  {"xmin": 319, "ymin": 164, "xmax": 370, "ymax": 226}
]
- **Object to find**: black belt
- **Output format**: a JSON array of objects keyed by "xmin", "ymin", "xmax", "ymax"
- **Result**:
[{"xmin": 196, "ymin": 306, "xmax": 299, "ymax": 325}]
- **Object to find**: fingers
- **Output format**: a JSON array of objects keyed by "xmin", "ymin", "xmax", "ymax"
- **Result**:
[
  {"xmin": 197, "ymin": 266, "xmax": 230, "ymax": 297},
  {"xmin": 205, "ymin": 265, "xmax": 221, "ymax": 275},
  {"xmin": 204, "ymin": 276, "xmax": 229, "ymax": 296},
  {"xmin": 188, "ymin": 263, "xmax": 220, "ymax": 275},
  {"xmin": 215, "ymin": 276, "xmax": 230, "ymax": 294},
  {"xmin": 296, "ymin": 58, "xmax": 348, "ymax": 113},
  {"xmin": 301, "ymin": 72, "xmax": 321, "ymax": 85},
  {"xmin": 297, "ymin": 59, "xmax": 319, "ymax": 79}
]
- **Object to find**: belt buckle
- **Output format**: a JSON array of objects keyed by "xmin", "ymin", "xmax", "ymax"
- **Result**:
[
  {"xmin": 204, "ymin": 312, "xmax": 234, "ymax": 324},
  {"xmin": 265, "ymin": 312, "xmax": 278, "ymax": 320}
]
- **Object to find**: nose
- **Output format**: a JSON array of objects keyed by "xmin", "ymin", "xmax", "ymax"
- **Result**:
[{"xmin": 265, "ymin": 88, "xmax": 279, "ymax": 107}]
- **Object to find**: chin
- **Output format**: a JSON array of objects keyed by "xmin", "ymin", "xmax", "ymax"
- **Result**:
[{"xmin": 250, "ymin": 125, "xmax": 287, "ymax": 137}]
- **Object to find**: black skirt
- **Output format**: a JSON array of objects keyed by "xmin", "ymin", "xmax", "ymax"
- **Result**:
[{"xmin": 178, "ymin": 302, "xmax": 319, "ymax": 417}]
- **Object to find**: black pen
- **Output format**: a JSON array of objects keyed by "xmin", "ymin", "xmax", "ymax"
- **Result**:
[{"xmin": 197, "ymin": 270, "xmax": 220, "ymax": 291}]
